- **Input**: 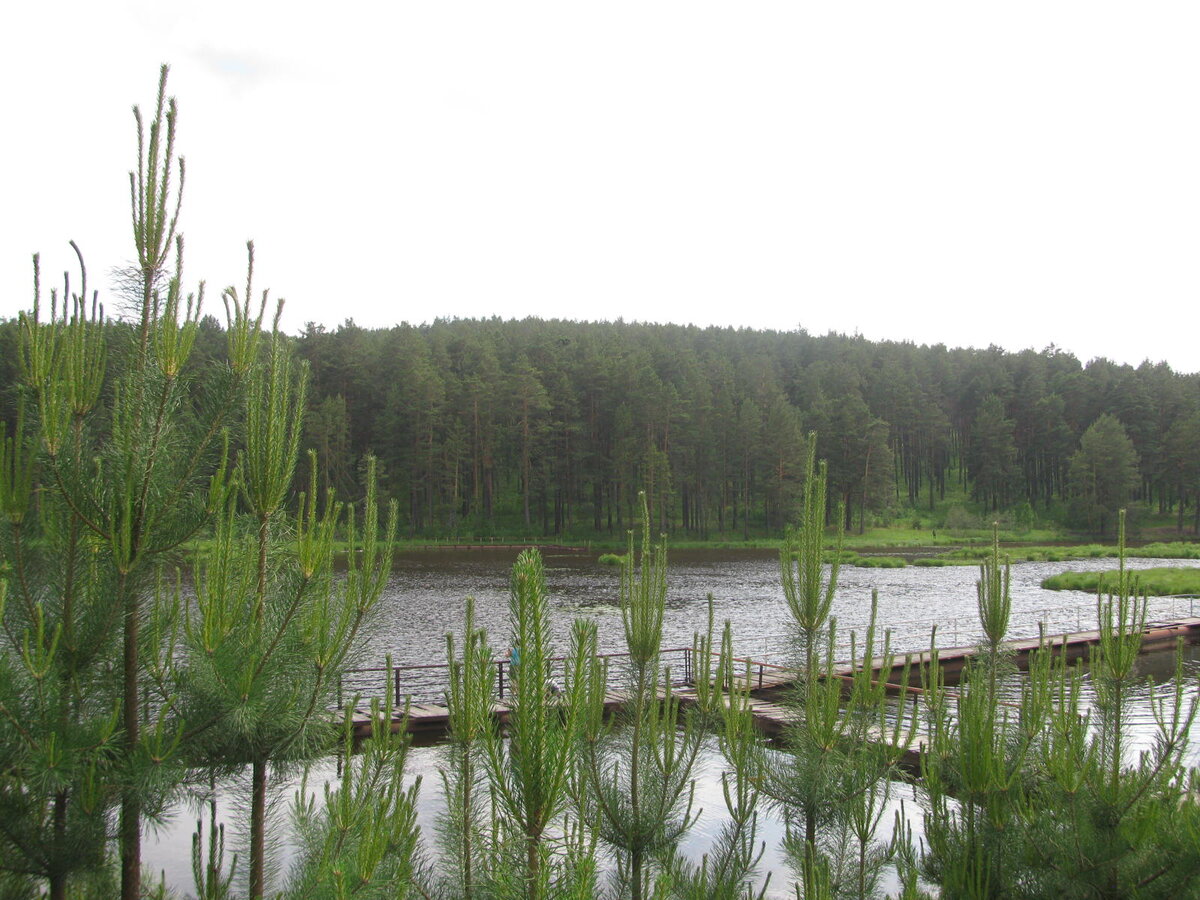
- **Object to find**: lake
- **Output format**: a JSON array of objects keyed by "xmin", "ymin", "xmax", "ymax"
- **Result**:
[
  {"xmin": 146, "ymin": 548, "xmax": 1200, "ymax": 896},
  {"xmin": 359, "ymin": 547, "xmax": 1200, "ymax": 668}
]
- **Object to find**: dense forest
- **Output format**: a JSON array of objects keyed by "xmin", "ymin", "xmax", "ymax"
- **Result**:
[{"xmin": 2, "ymin": 314, "xmax": 1198, "ymax": 539}]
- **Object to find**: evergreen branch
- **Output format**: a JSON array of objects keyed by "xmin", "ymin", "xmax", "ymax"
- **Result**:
[
  {"xmin": 44, "ymin": 458, "xmax": 110, "ymax": 541},
  {"xmin": 0, "ymin": 696, "xmax": 38, "ymax": 746}
]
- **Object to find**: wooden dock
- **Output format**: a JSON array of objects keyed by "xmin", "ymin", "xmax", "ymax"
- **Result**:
[
  {"xmin": 341, "ymin": 616, "xmax": 1200, "ymax": 745},
  {"xmin": 345, "ymin": 687, "xmax": 650, "ymax": 738},
  {"xmin": 854, "ymin": 615, "xmax": 1200, "ymax": 687}
]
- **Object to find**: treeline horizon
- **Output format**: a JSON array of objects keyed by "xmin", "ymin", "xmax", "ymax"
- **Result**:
[{"xmin": 3, "ymin": 314, "xmax": 1198, "ymax": 538}]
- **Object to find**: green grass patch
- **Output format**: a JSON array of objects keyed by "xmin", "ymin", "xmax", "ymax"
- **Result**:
[
  {"xmin": 939, "ymin": 544, "xmax": 1113, "ymax": 563},
  {"xmin": 1041, "ymin": 567, "xmax": 1200, "ymax": 596},
  {"xmin": 839, "ymin": 525, "xmax": 1064, "ymax": 548},
  {"xmin": 663, "ymin": 538, "xmax": 784, "ymax": 550},
  {"xmin": 785, "ymin": 549, "xmax": 861, "ymax": 564},
  {"xmin": 852, "ymin": 556, "xmax": 906, "ymax": 568},
  {"xmin": 1131, "ymin": 542, "xmax": 1200, "ymax": 559},
  {"xmin": 597, "ymin": 553, "xmax": 625, "ymax": 566}
]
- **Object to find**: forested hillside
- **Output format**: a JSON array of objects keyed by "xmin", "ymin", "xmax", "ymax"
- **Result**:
[{"xmin": 3, "ymin": 315, "xmax": 1198, "ymax": 538}]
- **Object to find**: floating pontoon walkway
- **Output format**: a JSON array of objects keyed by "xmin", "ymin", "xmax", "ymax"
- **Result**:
[{"xmin": 340, "ymin": 616, "xmax": 1200, "ymax": 747}]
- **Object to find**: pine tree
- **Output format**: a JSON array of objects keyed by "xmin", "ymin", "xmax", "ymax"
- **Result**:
[
  {"xmin": 1068, "ymin": 414, "xmax": 1140, "ymax": 536},
  {"xmin": 0, "ymin": 65, "xmax": 261, "ymax": 900},
  {"xmin": 0, "ymin": 66, "xmax": 405, "ymax": 900},
  {"xmin": 436, "ymin": 597, "xmax": 496, "ymax": 900},
  {"xmin": 482, "ymin": 549, "xmax": 591, "ymax": 899},
  {"xmin": 578, "ymin": 493, "xmax": 706, "ymax": 900},
  {"xmin": 772, "ymin": 438, "xmax": 911, "ymax": 895}
]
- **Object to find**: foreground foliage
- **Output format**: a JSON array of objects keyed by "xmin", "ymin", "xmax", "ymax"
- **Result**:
[
  {"xmin": 0, "ymin": 67, "xmax": 398, "ymax": 900},
  {"xmin": 920, "ymin": 514, "xmax": 1200, "ymax": 898}
]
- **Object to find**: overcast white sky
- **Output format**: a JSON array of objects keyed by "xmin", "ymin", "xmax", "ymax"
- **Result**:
[{"xmin": 4, "ymin": 2, "xmax": 1198, "ymax": 373}]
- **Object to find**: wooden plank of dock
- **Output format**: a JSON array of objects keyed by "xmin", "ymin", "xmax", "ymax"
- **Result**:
[{"xmin": 839, "ymin": 615, "xmax": 1200, "ymax": 687}]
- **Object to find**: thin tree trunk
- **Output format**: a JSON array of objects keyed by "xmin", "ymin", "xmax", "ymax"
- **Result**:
[
  {"xmin": 250, "ymin": 757, "xmax": 268, "ymax": 899},
  {"xmin": 49, "ymin": 791, "xmax": 67, "ymax": 900},
  {"xmin": 526, "ymin": 834, "xmax": 540, "ymax": 900},
  {"xmin": 121, "ymin": 574, "xmax": 141, "ymax": 900},
  {"xmin": 462, "ymin": 755, "xmax": 474, "ymax": 900}
]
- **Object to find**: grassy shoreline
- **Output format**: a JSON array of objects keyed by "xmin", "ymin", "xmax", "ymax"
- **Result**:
[{"xmin": 183, "ymin": 532, "xmax": 1200, "ymax": 569}]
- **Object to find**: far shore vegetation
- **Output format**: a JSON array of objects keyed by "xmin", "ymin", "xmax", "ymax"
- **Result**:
[
  {"xmin": 7, "ymin": 282, "xmax": 1200, "ymax": 554},
  {"xmin": 184, "ymin": 525, "xmax": 1200, "ymax": 571}
]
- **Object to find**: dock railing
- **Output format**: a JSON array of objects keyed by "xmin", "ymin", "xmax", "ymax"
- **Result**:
[
  {"xmin": 740, "ymin": 595, "xmax": 1200, "ymax": 667},
  {"xmin": 338, "ymin": 600, "xmax": 1200, "ymax": 728},
  {"xmin": 339, "ymin": 646, "xmax": 696, "ymax": 709}
]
